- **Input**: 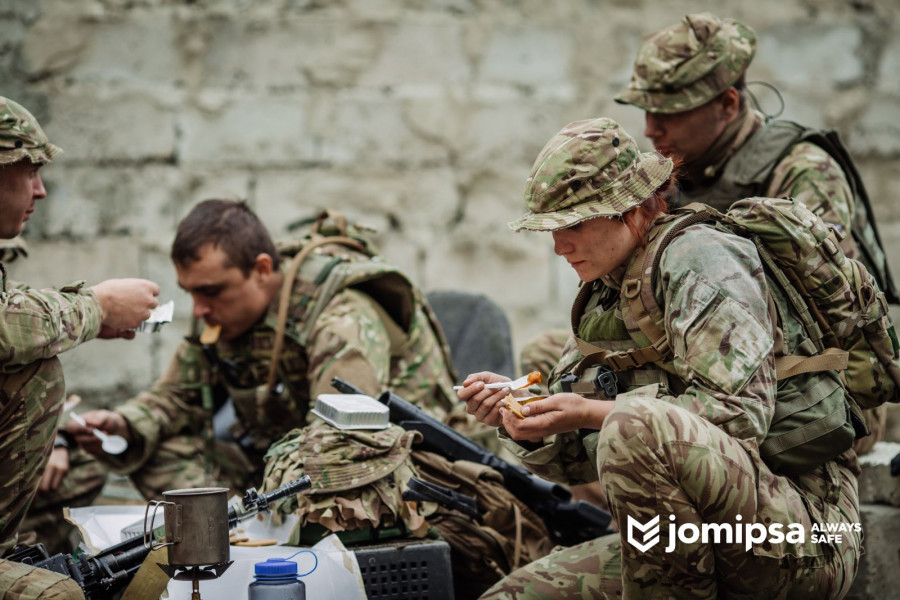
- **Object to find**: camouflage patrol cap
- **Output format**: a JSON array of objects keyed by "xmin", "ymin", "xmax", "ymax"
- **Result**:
[
  {"xmin": 267, "ymin": 422, "xmax": 420, "ymax": 495},
  {"xmin": 0, "ymin": 96, "xmax": 62, "ymax": 166},
  {"xmin": 614, "ymin": 13, "xmax": 757, "ymax": 114},
  {"xmin": 509, "ymin": 117, "xmax": 673, "ymax": 232}
]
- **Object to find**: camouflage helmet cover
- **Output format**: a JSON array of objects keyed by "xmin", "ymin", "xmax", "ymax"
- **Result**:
[
  {"xmin": 509, "ymin": 117, "xmax": 673, "ymax": 232},
  {"xmin": 0, "ymin": 96, "xmax": 62, "ymax": 166},
  {"xmin": 614, "ymin": 13, "xmax": 757, "ymax": 114}
]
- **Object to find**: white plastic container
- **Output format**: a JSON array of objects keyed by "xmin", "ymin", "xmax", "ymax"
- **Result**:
[{"xmin": 311, "ymin": 394, "xmax": 390, "ymax": 430}]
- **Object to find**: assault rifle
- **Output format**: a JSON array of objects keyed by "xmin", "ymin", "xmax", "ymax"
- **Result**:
[
  {"xmin": 9, "ymin": 476, "xmax": 312, "ymax": 599},
  {"xmin": 331, "ymin": 377, "xmax": 613, "ymax": 546}
]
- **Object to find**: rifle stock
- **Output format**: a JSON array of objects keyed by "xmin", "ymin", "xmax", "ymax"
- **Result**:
[
  {"xmin": 331, "ymin": 377, "xmax": 612, "ymax": 546},
  {"xmin": 10, "ymin": 476, "xmax": 312, "ymax": 599}
]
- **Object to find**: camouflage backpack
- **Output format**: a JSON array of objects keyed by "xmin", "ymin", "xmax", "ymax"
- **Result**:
[
  {"xmin": 265, "ymin": 209, "xmax": 456, "ymax": 405},
  {"xmin": 575, "ymin": 197, "xmax": 900, "ymax": 473}
]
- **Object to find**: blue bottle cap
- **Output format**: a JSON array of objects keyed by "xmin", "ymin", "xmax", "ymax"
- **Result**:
[{"xmin": 255, "ymin": 558, "xmax": 298, "ymax": 577}]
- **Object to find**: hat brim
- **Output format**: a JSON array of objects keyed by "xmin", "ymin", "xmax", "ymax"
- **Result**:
[
  {"xmin": 0, "ymin": 143, "xmax": 63, "ymax": 166},
  {"xmin": 614, "ymin": 87, "xmax": 720, "ymax": 115},
  {"xmin": 509, "ymin": 152, "xmax": 673, "ymax": 232}
]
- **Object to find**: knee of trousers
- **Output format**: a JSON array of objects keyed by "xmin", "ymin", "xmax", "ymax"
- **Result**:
[{"xmin": 596, "ymin": 395, "xmax": 687, "ymax": 475}]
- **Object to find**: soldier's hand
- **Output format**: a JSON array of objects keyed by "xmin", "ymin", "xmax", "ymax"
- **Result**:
[
  {"xmin": 39, "ymin": 447, "xmax": 70, "ymax": 492},
  {"xmin": 91, "ymin": 278, "xmax": 160, "ymax": 332},
  {"xmin": 458, "ymin": 371, "xmax": 513, "ymax": 427},
  {"xmin": 67, "ymin": 409, "xmax": 131, "ymax": 455},
  {"xmin": 500, "ymin": 393, "xmax": 613, "ymax": 442},
  {"xmin": 96, "ymin": 324, "xmax": 137, "ymax": 340}
]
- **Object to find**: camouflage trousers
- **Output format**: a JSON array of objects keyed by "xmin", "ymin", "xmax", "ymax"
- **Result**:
[
  {"xmin": 0, "ymin": 560, "xmax": 84, "ymax": 600},
  {"xmin": 128, "ymin": 434, "xmax": 258, "ymax": 500},
  {"xmin": 481, "ymin": 393, "xmax": 860, "ymax": 599},
  {"xmin": 19, "ymin": 448, "xmax": 107, "ymax": 554}
]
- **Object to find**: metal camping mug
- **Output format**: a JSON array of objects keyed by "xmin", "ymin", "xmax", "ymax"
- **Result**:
[{"xmin": 144, "ymin": 487, "xmax": 230, "ymax": 567}]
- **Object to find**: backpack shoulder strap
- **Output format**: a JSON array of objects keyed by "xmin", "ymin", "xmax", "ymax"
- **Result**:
[
  {"xmin": 619, "ymin": 204, "xmax": 718, "ymax": 366},
  {"xmin": 267, "ymin": 233, "xmax": 369, "ymax": 396}
]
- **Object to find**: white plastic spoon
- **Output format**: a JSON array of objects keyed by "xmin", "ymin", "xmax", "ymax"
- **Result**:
[
  {"xmin": 69, "ymin": 412, "xmax": 129, "ymax": 455},
  {"xmin": 453, "ymin": 371, "xmax": 541, "ymax": 391}
]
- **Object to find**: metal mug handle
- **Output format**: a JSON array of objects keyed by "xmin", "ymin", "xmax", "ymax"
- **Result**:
[{"xmin": 143, "ymin": 499, "xmax": 176, "ymax": 550}]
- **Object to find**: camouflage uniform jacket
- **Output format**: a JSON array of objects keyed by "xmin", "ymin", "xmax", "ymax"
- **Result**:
[
  {"xmin": 109, "ymin": 243, "xmax": 457, "ymax": 475},
  {"xmin": 500, "ymin": 224, "xmax": 859, "ymax": 554},
  {"xmin": 0, "ymin": 266, "xmax": 102, "ymax": 555}
]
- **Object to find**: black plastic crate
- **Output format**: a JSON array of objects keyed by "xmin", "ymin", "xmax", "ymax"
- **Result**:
[{"xmin": 353, "ymin": 538, "xmax": 454, "ymax": 600}]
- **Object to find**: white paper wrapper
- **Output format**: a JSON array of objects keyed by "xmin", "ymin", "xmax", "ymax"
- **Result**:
[{"xmin": 133, "ymin": 300, "xmax": 174, "ymax": 333}]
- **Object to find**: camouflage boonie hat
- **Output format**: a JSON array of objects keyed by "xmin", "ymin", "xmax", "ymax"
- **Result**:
[
  {"xmin": 509, "ymin": 117, "xmax": 673, "ymax": 232},
  {"xmin": 0, "ymin": 96, "xmax": 62, "ymax": 166},
  {"xmin": 265, "ymin": 422, "xmax": 420, "ymax": 494},
  {"xmin": 614, "ymin": 13, "xmax": 757, "ymax": 114}
]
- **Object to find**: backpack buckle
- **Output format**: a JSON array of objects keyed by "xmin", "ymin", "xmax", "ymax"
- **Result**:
[
  {"xmin": 621, "ymin": 279, "xmax": 641, "ymax": 299},
  {"xmin": 560, "ymin": 367, "xmax": 618, "ymax": 399}
]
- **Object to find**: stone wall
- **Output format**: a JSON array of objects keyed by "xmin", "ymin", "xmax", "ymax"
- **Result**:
[{"xmin": 3, "ymin": 0, "xmax": 900, "ymax": 400}]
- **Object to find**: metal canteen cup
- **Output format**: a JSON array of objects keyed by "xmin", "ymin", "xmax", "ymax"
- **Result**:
[{"xmin": 144, "ymin": 487, "xmax": 231, "ymax": 567}]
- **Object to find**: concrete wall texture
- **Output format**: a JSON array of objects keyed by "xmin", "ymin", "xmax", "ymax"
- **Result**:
[{"xmin": 3, "ymin": 0, "xmax": 900, "ymax": 401}]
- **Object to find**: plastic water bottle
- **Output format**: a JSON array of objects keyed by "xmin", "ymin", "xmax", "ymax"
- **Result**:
[{"xmin": 248, "ymin": 558, "xmax": 306, "ymax": 600}]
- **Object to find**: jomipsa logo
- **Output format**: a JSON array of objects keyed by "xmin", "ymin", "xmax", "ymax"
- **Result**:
[
  {"xmin": 626, "ymin": 515, "xmax": 661, "ymax": 552},
  {"xmin": 625, "ymin": 514, "xmax": 858, "ymax": 553}
]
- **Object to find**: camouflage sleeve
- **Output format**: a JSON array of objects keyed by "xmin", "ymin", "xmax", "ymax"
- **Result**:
[
  {"xmin": 765, "ymin": 141, "xmax": 854, "ymax": 239},
  {"xmin": 304, "ymin": 287, "xmax": 392, "ymax": 404},
  {"xmin": 0, "ymin": 278, "xmax": 102, "ymax": 373},
  {"xmin": 656, "ymin": 225, "xmax": 775, "ymax": 444},
  {"xmin": 110, "ymin": 340, "xmax": 208, "ymax": 473}
]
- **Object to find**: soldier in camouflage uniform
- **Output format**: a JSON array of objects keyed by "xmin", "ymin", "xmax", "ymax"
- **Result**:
[
  {"xmin": 615, "ymin": 12, "xmax": 889, "ymax": 454},
  {"xmin": 0, "ymin": 96, "xmax": 160, "ymax": 599},
  {"xmin": 458, "ymin": 118, "xmax": 860, "ymax": 598},
  {"xmin": 70, "ymin": 199, "xmax": 460, "ymax": 500}
]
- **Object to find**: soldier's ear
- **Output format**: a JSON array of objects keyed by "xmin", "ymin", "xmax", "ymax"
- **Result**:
[
  {"xmin": 253, "ymin": 253, "xmax": 274, "ymax": 277},
  {"xmin": 720, "ymin": 87, "xmax": 741, "ymax": 121}
]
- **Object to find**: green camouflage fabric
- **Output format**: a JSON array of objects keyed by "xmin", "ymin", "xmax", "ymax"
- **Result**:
[
  {"xmin": 674, "ymin": 112, "xmax": 856, "ymax": 255},
  {"xmin": 0, "ymin": 560, "xmax": 85, "ymax": 600},
  {"xmin": 494, "ymin": 223, "xmax": 860, "ymax": 597},
  {"xmin": 262, "ymin": 422, "xmax": 430, "ymax": 539},
  {"xmin": 411, "ymin": 449, "xmax": 555, "ymax": 600},
  {"xmin": 766, "ymin": 141, "xmax": 854, "ymax": 242},
  {"xmin": 0, "ymin": 237, "xmax": 27, "ymax": 264},
  {"xmin": 509, "ymin": 118, "xmax": 673, "ymax": 232},
  {"xmin": 263, "ymin": 425, "xmax": 556, "ymax": 599},
  {"xmin": 673, "ymin": 115, "xmax": 891, "ymax": 453},
  {"xmin": 102, "ymin": 241, "xmax": 458, "ymax": 499},
  {"xmin": 0, "ymin": 96, "xmax": 62, "ymax": 166},
  {"xmin": 485, "ymin": 395, "xmax": 860, "ymax": 599},
  {"xmin": 19, "ymin": 448, "xmax": 108, "ymax": 554},
  {"xmin": 614, "ymin": 13, "xmax": 757, "ymax": 114},
  {"xmin": 0, "ymin": 269, "xmax": 102, "ymax": 557}
]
